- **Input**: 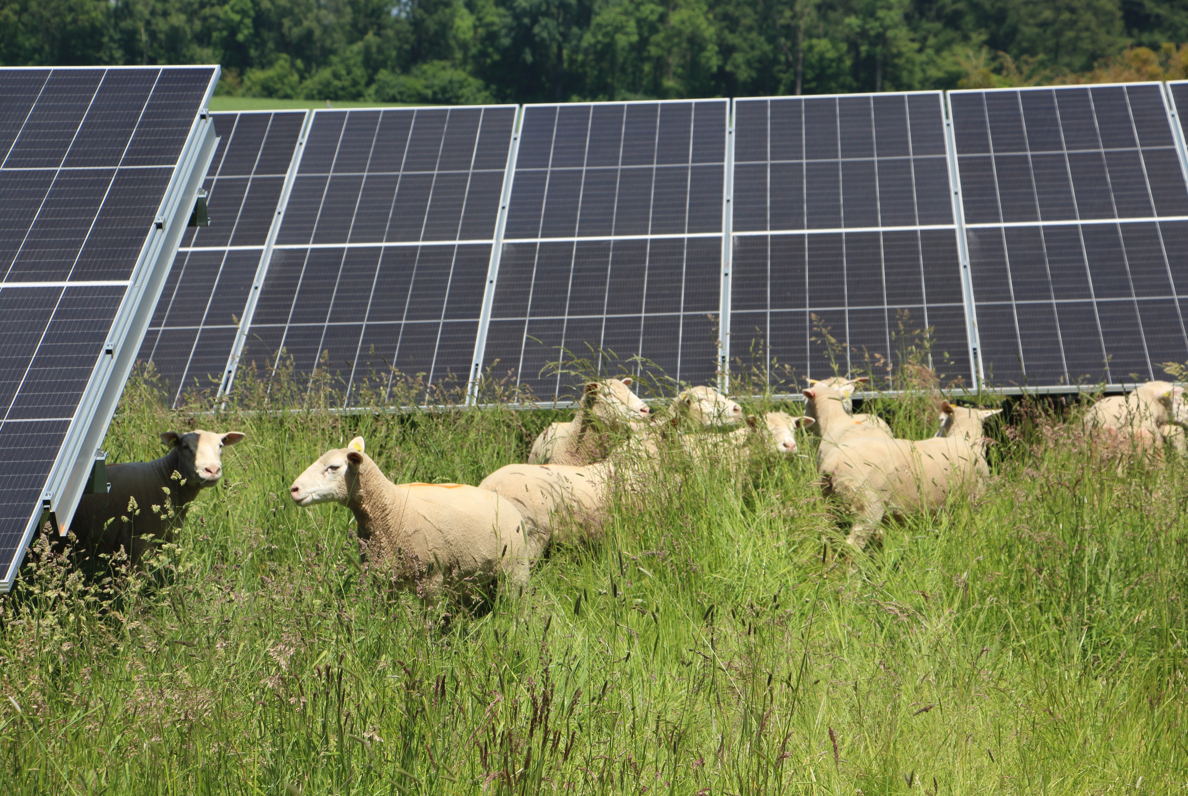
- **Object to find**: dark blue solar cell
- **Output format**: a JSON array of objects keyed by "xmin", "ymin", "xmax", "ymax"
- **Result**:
[
  {"xmin": 1089, "ymin": 86, "xmax": 1138, "ymax": 149},
  {"xmin": 0, "ymin": 170, "xmax": 55, "ymax": 278},
  {"xmin": 873, "ymin": 94, "xmax": 910, "ymax": 158},
  {"xmin": 950, "ymin": 93, "xmax": 990, "ymax": 155},
  {"xmin": 1098, "ymin": 299, "xmax": 1151, "ymax": 382},
  {"xmin": 656, "ymin": 103, "xmax": 692, "ymax": 166},
  {"xmin": 404, "ymin": 109, "xmax": 449, "ymax": 172},
  {"xmin": 1056, "ymin": 89, "xmax": 1100, "ymax": 152},
  {"xmin": 967, "ymin": 228, "xmax": 1012, "ymax": 303},
  {"xmin": 876, "ymin": 158, "xmax": 916, "ymax": 227},
  {"xmin": 8, "ymin": 169, "xmax": 114, "ymax": 283},
  {"xmin": 1057, "ymin": 301, "xmax": 1107, "ymax": 384},
  {"xmin": 907, "ymin": 94, "xmax": 947, "ymax": 157},
  {"xmin": 299, "ymin": 112, "xmax": 345, "ymax": 174},
  {"xmin": 551, "ymin": 105, "xmax": 591, "ymax": 169},
  {"xmin": 882, "ymin": 230, "xmax": 924, "ymax": 307},
  {"xmin": 985, "ymin": 91, "xmax": 1027, "ymax": 153},
  {"xmin": 1020, "ymin": 90, "xmax": 1064, "ymax": 153},
  {"xmin": 1042, "ymin": 225, "xmax": 1093, "ymax": 301},
  {"xmin": 231, "ymin": 177, "xmax": 285, "ymax": 247},
  {"xmin": 255, "ymin": 111, "xmax": 306, "ymax": 175},
  {"xmin": 1105, "ymin": 149, "xmax": 1155, "ymax": 218},
  {"xmin": 807, "ymin": 232, "xmax": 844, "ymax": 308},
  {"xmin": 769, "ymin": 161, "xmax": 805, "ymax": 231},
  {"xmin": 423, "ymin": 171, "xmax": 471, "ymax": 241},
  {"xmin": 216, "ymin": 112, "xmax": 270, "ymax": 176},
  {"xmin": 994, "ymin": 154, "xmax": 1039, "ymax": 223},
  {"xmin": 841, "ymin": 160, "xmax": 877, "ymax": 228},
  {"xmin": 367, "ymin": 111, "xmax": 414, "ymax": 173},
  {"xmin": 621, "ymin": 104, "xmax": 659, "ymax": 167},
  {"xmin": 1082, "ymin": 223, "xmax": 1131, "ymax": 300},
  {"xmin": 919, "ymin": 229, "xmax": 963, "ymax": 305},
  {"xmin": 1143, "ymin": 148, "xmax": 1188, "ymax": 217},
  {"xmin": 769, "ymin": 99, "xmax": 803, "ymax": 162},
  {"xmin": 1031, "ymin": 153, "xmax": 1076, "ymax": 221},
  {"xmin": 439, "ymin": 108, "xmax": 483, "ymax": 170},
  {"xmin": 312, "ymin": 174, "xmax": 365, "ymax": 245},
  {"xmin": 691, "ymin": 101, "xmax": 725, "ymax": 165},
  {"xmin": 956, "ymin": 155, "xmax": 1000, "ymax": 224},
  {"xmin": 804, "ymin": 161, "xmax": 840, "ymax": 229},
  {"xmin": 803, "ymin": 98, "xmax": 838, "ymax": 161},
  {"xmin": 838, "ymin": 96, "xmax": 874, "ymax": 160},
  {"xmin": 472, "ymin": 106, "xmax": 515, "ymax": 171},
  {"xmin": 333, "ymin": 111, "xmax": 381, "ymax": 174},
  {"xmin": 516, "ymin": 106, "xmax": 556, "ymax": 171},
  {"xmin": 586, "ymin": 104, "xmax": 625, "ymax": 168},
  {"xmin": 458, "ymin": 170, "xmax": 504, "ymax": 241},
  {"xmin": 734, "ymin": 100, "xmax": 768, "ymax": 163},
  {"xmin": 844, "ymin": 232, "xmax": 883, "ymax": 307}
]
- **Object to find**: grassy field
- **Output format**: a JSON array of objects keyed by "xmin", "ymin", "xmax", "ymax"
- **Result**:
[{"xmin": 2, "ymin": 367, "xmax": 1186, "ymax": 794}]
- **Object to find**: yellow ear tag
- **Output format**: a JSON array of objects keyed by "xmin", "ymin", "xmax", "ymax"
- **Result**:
[
  {"xmin": 348, "ymin": 438, "xmax": 365, "ymax": 453},
  {"xmin": 1164, "ymin": 390, "xmax": 1174, "ymax": 400}
]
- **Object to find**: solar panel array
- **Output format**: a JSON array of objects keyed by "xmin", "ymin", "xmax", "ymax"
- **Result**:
[
  {"xmin": 233, "ymin": 106, "xmax": 517, "ymax": 403},
  {"xmin": 180, "ymin": 85, "xmax": 1188, "ymax": 404},
  {"xmin": 139, "ymin": 110, "xmax": 306, "ymax": 406},
  {"xmin": 1, "ymin": 65, "xmax": 218, "ymax": 591},
  {"xmin": 950, "ymin": 83, "xmax": 1188, "ymax": 389},
  {"xmin": 729, "ymin": 92, "xmax": 974, "ymax": 390}
]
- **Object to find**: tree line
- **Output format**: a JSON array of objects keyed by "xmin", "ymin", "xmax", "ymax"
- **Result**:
[{"xmin": 2, "ymin": 0, "xmax": 1187, "ymax": 104}]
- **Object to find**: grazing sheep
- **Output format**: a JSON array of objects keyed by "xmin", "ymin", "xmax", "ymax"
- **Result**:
[
  {"xmin": 686, "ymin": 412, "xmax": 815, "ymax": 463},
  {"xmin": 479, "ymin": 461, "xmax": 612, "ymax": 549},
  {"xmin": 935, "ymin": 401, "xmax": 1003, "ymax": 444},
  {"xmin": 71, "ymin": 429, "xmax": 246, "ymax": 562},
  {"xmin": 806, "ymin": 376, "xmax": 893, "ymax": 436},
  {"xmin": 807, "ymin": 384, "xmax": 999, "ymax": 550},
  {"xmin": 1083, "ymin": 381, "xmax": 1186, "ymax": 449},
  {"xmin": 529, "ymin": 377, "xmax": 651, "ymax": 466},
  {"xmin": 290, "ymin": 438, "xmax": 531, "ymax": 601},
  {"xmin": 662, "ymin": 385, "xmax": 745, "ymax": 428}
]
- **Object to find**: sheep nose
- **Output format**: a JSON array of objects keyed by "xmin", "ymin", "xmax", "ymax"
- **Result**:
[
  {"xmin": 290, "ymin": 485, "xmax": 301, "ymax": 496},
  {"xmin": 782, "ymin": 441, "xmax": 796, "ymax": 452},
  {"xmin": 732, "ymin": 405, "xmax": 742, "ymax": 413},
  {"xmin": 639, "ymin": 406, "xmax": 650, "ymax": 415}
]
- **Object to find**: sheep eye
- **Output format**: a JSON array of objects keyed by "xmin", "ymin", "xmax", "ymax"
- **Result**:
[{"xmin": 328, "ymin": 464, "xmax": 340, "ymax": 472}]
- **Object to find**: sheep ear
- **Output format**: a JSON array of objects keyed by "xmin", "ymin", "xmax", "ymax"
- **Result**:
[
  {"xmin": 161, "ymin": 432, "xmax": 181, "ymax": 447},
  {"xmin": 620, "ymin": 377, "xmax": 632, "ymax": 387},
  {"xmin": 807, "ymin": 378, "xmax": 820, "ymax": 386},
  {"xmin": 853, "ymin": 376, "xmax": 869, "ymax": 384},
  {"xmin": 981, "ymin": 408, "xmax": 1003, "ymax": 418},
  {"xmin": 347, "ymin": 437, "xmax": 365, "ymax": 453},
  {"xmin": 840, "ymin": 384, "xmax": 856, "ymax": 399},
  {"xmin": 221, "ymin": 432, "xmax": 246, "ymax": 446},
  {"xmin": 940, "ymin": 400, "xmax": 954, "ymax": 414},
  {"xmin": 797, "ymin": 416, "xmax": 816, "ymax": 429},
  {"xmin": 346, "ymin": 450, "xmax": 364, "ymax": 467},
  {"xmin": 746, "ymin": 415, "xmax": 759, "ymax": 429},
  {"xmin": 803, "ymin": 389, "xmax": 816, "ymax": 400}
]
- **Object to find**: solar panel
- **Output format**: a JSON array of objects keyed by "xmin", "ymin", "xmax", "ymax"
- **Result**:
[
  {"xmin": 728, "ymin": 92, "xmax": 973, "ymax": 391},
  {"xmin": 477, "ymin": 100, "xmax": 727, "ymax": 401},
  {"xmin": 950, "ymin": 83, "xmax": 1188, "ymax": 389},
  {"xmin": 229, "ymin": 106, "xmax": 517, "ymax": 403},
  {"xmin": 0, "ymin": 66, "xmax": 219, "ymax": 591},
  {"xmin": 138, "ymin": 110, "xmax": 307, "ymax": 406}
]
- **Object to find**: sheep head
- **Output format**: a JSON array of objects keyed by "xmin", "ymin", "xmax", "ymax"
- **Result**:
[
  {"xmin": 935, "ymin": 401, "xmax": 1002, "ymax": 442},
  {"xmin": 674, "ymin": 386, "xmax": 743, "ymax": 427},
  {"xmin": 582, "ymin": 377, "xmax": 651, "ymax": 427},
  {"xmin": 160, "ymin": 429, "xmax": 246, "ymax": 487},
  {"xmin": 290, "ymin": 437, "xmax": 367, "ymax": 507},
  {"xmin": 754, "ymin": 412, "xmax": 814, "ymax": 455}
]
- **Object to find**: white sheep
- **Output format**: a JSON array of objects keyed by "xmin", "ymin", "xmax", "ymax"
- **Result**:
[
  {"xmin": 528, "ymin": 377, "xmax": 651, "ymax": 465},
  {"xmin": 807, "ymin": 384, "xmax": 999, "ymax": 550},
  {"xmin": 1083, "ymin": 381, "xmax": 1186, "ymax": 450},
  {"xmin": 806, "ymin": 376, "xmax": 893, "ymax": 435},
  {"xmin": 71, "ymin": 429, "xmax": 246, "ymax": 562},
  {"xmin": 479, "ymin": 461, "xmax": 612, "ymax": 550},
  {"xmin": 290, "ymin": 437, "xmax": 532, "ymax": 601},
  {"xmin": 685, "ymin": 411, "xmax": 815, "ymax": 463},
  {"xmin": 661, "ymin": 385, "xmax": 745, "ymax": 428}
]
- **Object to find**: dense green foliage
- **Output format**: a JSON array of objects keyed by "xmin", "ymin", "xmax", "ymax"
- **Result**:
[
  {"xmin": 1, "ymin": 370, "xmax": 1186, "ymax": 792},
  {"xmin": 1, "ymin": 0, "xmax": 1186, "ymax": 103}
]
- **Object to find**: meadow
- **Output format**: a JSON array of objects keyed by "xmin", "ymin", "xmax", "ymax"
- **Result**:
[{"xmin": 2, "ymin": 361, "xmax": 1186, "ymax": 794}]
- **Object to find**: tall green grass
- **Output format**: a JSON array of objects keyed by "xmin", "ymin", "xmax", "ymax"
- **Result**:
[{"xmin": 1, "ymin": 366, "xmax": 1186, "ymax": 794}]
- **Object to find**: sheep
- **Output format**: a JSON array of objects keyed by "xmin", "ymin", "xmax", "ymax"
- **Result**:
[
  {"xmin": 528, "ymin": 377, "xmax": 651, "ymax": 466},
  {"xmin": 806, "ymin": 384, "xmax": 999, "ymax": 550},
  {"xmin": 655, "ymin": 385, "xmax": 745, "ymax": 430},
  {"xmin": 71, "ymin": 429, "xmax": 246, "ymax": 562},
  {"xmin": 806, "ymin": 376, "xmax": 893, "ymax": 436},
  {"xmin": 685, "ymin": 411, "xmax": 815, "ymax": 462},
  {"xmin": 935, "ymin": 401, "xmax": 1003, "ymax": 445},
  {"xmin": 478, "ymin": 461, "xmax": 612, "ymax": 550},
  {"xmin": 1161, "ymin": 423, "xmax": 1187, "ymax": 455},
  {"xmin": 290, "ymin": 437, "xmax": 532, "ymax": 601},
  {"xmin": 1083, "ymin": 381, "xmax": 1186, "ymax": 450}
]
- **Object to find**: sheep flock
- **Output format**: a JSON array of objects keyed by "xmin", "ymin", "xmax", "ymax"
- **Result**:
[{"xmin": 70, "ymin": 376, "xmax": 1188, "ymax": 604}]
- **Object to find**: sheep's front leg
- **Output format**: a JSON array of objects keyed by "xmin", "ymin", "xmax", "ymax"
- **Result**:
[{"xmin": 844, "ymin": 493, "xmax": 885, "ymax": 551}]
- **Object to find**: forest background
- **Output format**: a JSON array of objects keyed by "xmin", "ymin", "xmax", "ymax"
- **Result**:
[{"xmin": 2, "ymin": 0, "xmax": 1188, "ymax": 106}]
